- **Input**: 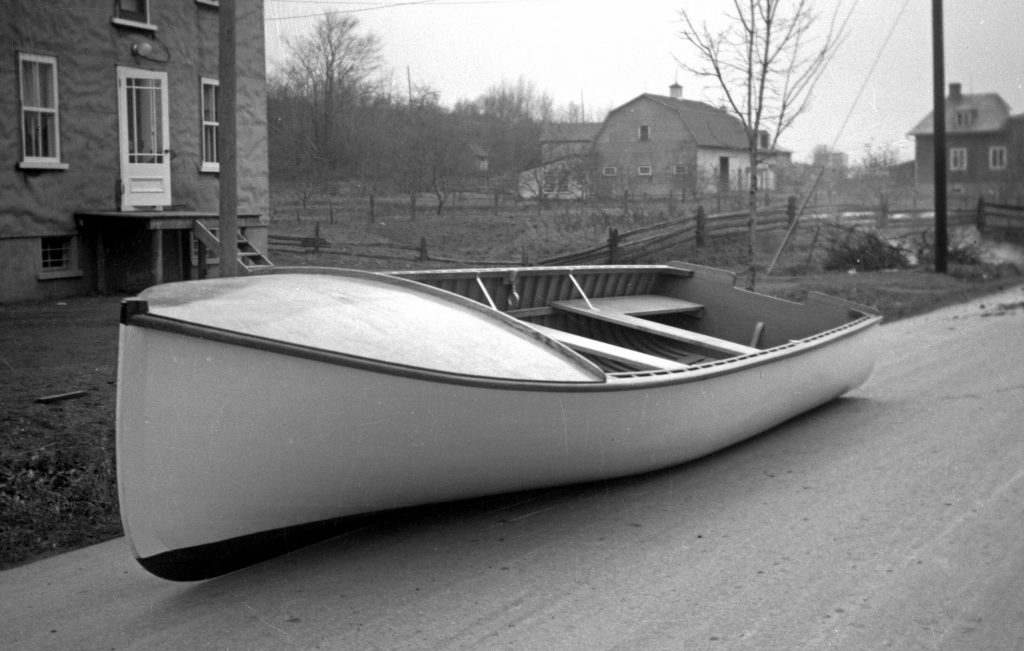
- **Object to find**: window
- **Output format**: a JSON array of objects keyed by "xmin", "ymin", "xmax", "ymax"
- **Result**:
[
  {"xmin": 990, "ymin": 146, "xmax": 1007, "ymax": 170},
  {"xmin": 950, "ymin": 148, "xmax": 967, "ymax": 171},
  {"xmin": 637, "ymin": 165, "xmax": 653, "ymax": 176},
  {"xmin": 672, "ymin": 164, "xmax": 687, "ymax": 175},
  {"xmin": 196, "ymin": 0, "xmax": 219, "ymax": 6},
  {"xmin": 200, "ymin": 77, "xmax": 219, "ymax": 172},
  {"xmin": 639, "ymin": 125, "xmax": 650, "ymax": 141},
  {"xmin": 38, "ymin": 236, "xmax": 81, "ymax": 280},
  {"xmin": 113, "ymin": 0, "xmax": 154, "ymax": 29},
  {"xmin": 18, "ymin": 53, "xmax": 66, "ymax": 170},
  {"xmin": 954, "ymin": 111, "xmax": 974, "ymax": 128},
  {"xmin": 602, "ymin": 166, "xmax": 618, "ymax": 176}
]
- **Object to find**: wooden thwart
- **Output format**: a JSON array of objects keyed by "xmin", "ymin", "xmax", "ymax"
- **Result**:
[
  {"xmin": 531, "ymin": 324, "xmax": 690, "ymax": 372},
  {"xmin": 552, "ymin": 294, "xmax": 705, "ymax": 317},
  {"xmin": 550, "ymin": 299, "xmax": 760, "ymax": 357}
]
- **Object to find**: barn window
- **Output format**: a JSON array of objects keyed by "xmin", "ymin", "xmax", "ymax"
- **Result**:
[
  {"xmin": 602, "ymin": 166, "xmax": 618, "ymax": 176},
  {"xmin": 639, "ymin": 125, "xmax": 650, "ymax": 141},
  {"xmin": 638, "ymin": 166, "xmax": 653, "ymax": 176}
]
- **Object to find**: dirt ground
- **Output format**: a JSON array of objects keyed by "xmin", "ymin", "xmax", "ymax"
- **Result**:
[{"xmin": 1, "ymin": 263, "xmax": 1022, "ymax": 570}]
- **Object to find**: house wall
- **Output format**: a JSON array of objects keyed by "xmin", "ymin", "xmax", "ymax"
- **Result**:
[
  {"xmin": 914, "ymin": 130, "xmax": 1017, "ymax": 201},
  {"xmin": 0, "ymin": 1, "xmax": 269, "ymax": 303},
  {"xmin": 593, "ymin": 97, "xmax": 697, "ymax": 199}
]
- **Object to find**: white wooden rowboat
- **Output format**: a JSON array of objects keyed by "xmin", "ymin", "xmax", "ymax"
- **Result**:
[{"xmin": 116, "ymin": 262, "xmax": 881, "ymax": 580}]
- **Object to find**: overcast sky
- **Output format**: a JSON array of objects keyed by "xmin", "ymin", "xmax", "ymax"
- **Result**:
[{"xmin": 264, "ymin": 0, "xmax": 1024, "ymax": 164}]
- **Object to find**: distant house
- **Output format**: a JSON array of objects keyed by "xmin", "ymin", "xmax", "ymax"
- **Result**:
[
  {"xmin": 909, "ymin": 82, "xmax": 1024, "ymax": 201},
  {"xmin": 466, "ymin": 142, "xmax": 490, "ymax": 174},
  {"xmin": 522, "ymin": 84, "xmax": 790, "ymax": 202},
  {"xmin": 1, "ymin": 1, "xmax": 270, "ymax": 303},
  {"xmin": 592, "ymin": 84, "xmax": 790, "ymax": 200},
  {"xmin": 519, "ymin": 122, "xmax": 601, "ymax": 200}
]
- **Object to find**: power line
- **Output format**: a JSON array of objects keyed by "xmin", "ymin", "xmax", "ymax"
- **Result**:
[
  {"xmin": 265, "ymin": 0, "xmax": 539, "ymax": 20},
  {"xmin": 827, "ymin": 0, "xmax": 914, "ymax": 152}
]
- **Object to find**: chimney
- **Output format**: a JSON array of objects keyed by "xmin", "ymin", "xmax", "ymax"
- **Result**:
[
  {"xmin": 949, "ymin": 82, "xmax": 962, "ymax": 100},
  {"xmin": 669, "ymin": 82, "xmax": 682, "ymax": 99}
]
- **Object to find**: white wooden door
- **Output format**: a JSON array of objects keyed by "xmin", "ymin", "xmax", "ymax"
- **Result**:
[{"xmin": 117, "ymin": 67, "xmax": 171, "ymax": 209}]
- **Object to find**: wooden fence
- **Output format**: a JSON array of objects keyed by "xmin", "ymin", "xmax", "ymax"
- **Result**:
[
  {"xmin": 977, "ymin": 199, "xmax": 1024, "ymax": 241},
  {"xmin": 268, "ymin": 198, "xmax": 1018, "ymax": 268}
]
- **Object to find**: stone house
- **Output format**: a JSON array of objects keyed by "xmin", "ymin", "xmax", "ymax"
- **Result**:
[{"xmin": 1, "ymin": 0, "xmax": 270, "ymax": 303}]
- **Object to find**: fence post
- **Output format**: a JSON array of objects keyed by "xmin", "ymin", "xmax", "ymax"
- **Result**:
[
  {"xmin": 419, "ymin": 236, "xmax": 428, "ymax": 261},
  {"xmin": 787, "ymin": 195, "xmax": 797, "ymax": 226},
  {"xmin": 329, "ymin": 204, "xmax": 334, "ymax": 225},
  {"xmin": 314, "ymin": 222, "xmax": 320, "ymax": 255},
  {"xmin": 607, "ymin": 228, "xmax": 619, "ymax": 264},
  {"xmin": 976, "ymin": 197, "xmax": 986, "ymax": 233},
  {"xmin": 368, "ymin": 194, "xmax": 375, "ymax": 225},
  {"xmin": 877, "ymin": 194, "xmax": 889, "ymax": 228},
  {"xmin": 696, "ymin": 205, "xmax": 706, "ymax": 248}
]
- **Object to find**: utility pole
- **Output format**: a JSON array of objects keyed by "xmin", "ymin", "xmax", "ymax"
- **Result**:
[
  {"xmin": 218, "ymin": 0, "xmax": 239, "ymax": 276},
  {"xmin": 932, "ymin": 0, "xmax": 948, "ymax": 273}
]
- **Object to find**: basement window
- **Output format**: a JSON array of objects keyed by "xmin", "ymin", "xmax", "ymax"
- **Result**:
[{"xmin": 38, "ymin": 236, "xmax": 82, "ymax": 280}]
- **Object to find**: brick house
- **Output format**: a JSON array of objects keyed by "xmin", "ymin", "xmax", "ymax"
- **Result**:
[
  {"xmin": 909, "ymin": 82, "xmax": 1024, "ymax": 202},
  {"xmin": 592, "ymin": 84, "xmax": 789, "ymax": 200},
  {"xmin": 1, "ymin": 1, "xmax": 270, "ymax": 303}
]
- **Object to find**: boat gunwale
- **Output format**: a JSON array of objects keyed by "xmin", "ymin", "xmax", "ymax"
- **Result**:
[{"xmin": 120, "ymin": 301, "xmax": 882, "ymax": 392}]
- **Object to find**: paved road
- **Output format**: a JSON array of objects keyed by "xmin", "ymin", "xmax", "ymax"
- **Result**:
[{"xmin": 5, "ymin": 286, "xmax": 1024, "ymax": 650}]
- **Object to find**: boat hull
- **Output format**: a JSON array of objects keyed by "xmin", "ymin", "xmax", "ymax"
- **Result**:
[{"xmin": 117, "ymin": 313, "xmax": 877, "ymax": 579}]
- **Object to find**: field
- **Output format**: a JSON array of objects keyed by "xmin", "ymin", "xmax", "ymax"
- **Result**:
[{"xmin": 2, "ymin": 188, "xmax": 1022, "ymax": 570}]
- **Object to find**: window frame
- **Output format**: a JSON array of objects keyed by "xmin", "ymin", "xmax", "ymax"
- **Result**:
[
  {"xmin": 989, "ymin": 146, "xmax": 1007, "ymax": 170},
  {"xmin": 672, "ymin": 164, "xmax": 687, "ymax": 175},
  {"xmin": 954, "ymin": 111, "xmax": 974, "ymax": 128},
  {"xmin": 18, "ymin": 52, "xmax": 67, "ymax": 171},
  {"xmin": 38, "ymin": 235, "xmax": 82, "ymax": 280},
  {"xmin": 602, "ymin": 166, "xmax": 618, "ymax": 177},
  {"xmin": 949, "ymin": 147, "xmax": 968, "ymax": 171},
  {"xmin": 112, "ymin": 0, "xmax": 156, "ymax": 31},
  {"xmin": 637, "ymin": 165, "xmax": 653, "ymax": 177},
  {"xmin": 200, "ymin": 77, "xmax": 220, "ymax": 173}
]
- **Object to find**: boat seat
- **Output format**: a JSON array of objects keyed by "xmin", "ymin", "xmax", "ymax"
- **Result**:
[
  {"xmin": 551, "ymin": 294, "xmax": 705, "ymax": 317},
  {"xmin": 549, "ymin": 299, "xmax": 760, "ymax": 357},
  {"xmin": 531, "ymin": 324, "xmax": 690, "ymax": 372}
]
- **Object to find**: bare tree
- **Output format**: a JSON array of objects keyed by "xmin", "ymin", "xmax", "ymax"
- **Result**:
[
  {"xmin": 676, "ymin": 0, "xmax": 848, "ymax": 286},
  {"xmin": 284, "ymin": 14, "xmax": 382, "ymax": 173}
]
